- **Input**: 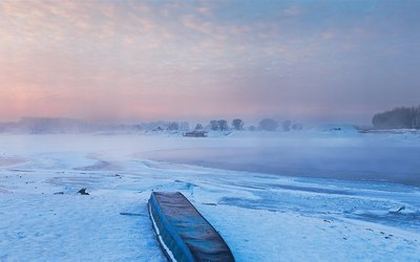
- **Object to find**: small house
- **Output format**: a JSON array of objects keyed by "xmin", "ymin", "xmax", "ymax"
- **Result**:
[{"xmin": 183, "ymin": 130, "xmax": 208, "ymax": 137}]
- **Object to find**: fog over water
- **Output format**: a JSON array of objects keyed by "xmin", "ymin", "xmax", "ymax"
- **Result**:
[
  {"xmin": 0, "ymin": 132, "xmax": 418, "ymax": 187},
  {"xmin": 141, "ymin": 133, "xmax": 420, "ymax": 187}
]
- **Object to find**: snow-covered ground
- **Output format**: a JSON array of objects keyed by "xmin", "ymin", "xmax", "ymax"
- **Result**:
[{"xmin": 0, "ymin": 132, "xmax": 419, "ymax": 261}]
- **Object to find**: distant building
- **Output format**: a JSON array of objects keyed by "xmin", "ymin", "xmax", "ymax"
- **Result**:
[{"xmin": 183, "ymin": 130, "xmax": 208, "ymax": 137}]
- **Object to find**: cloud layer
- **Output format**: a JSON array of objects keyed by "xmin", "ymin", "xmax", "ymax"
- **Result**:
[{"xmin": 1, "ymin": 0, "xmax": 419, "ymax": 122}]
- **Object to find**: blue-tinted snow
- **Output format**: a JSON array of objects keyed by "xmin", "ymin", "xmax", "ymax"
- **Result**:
[{"xmin": 0, "ymin": 132, "xmax": 419, "ymax": 261}]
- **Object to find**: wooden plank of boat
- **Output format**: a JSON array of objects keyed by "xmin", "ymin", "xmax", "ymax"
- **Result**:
[{"xmin": 148, "ymin": 192, "xmax": 235, "ymax": 262}]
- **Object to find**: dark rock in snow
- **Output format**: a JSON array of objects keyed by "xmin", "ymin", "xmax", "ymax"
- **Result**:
[
  {"xmin": 78, "ymin": 188, "xmax": 89, "ymax": 195},
  {"xmin": 120, "ymin": 212, "xmax": 146, "ymax": 217},
  {"xmin": 389, "ymin": 206, "xmax": 405, "ymax": 214},
  {"xmin": 202, "ymin": 202, "xmax": 217, "ymax": 206}
]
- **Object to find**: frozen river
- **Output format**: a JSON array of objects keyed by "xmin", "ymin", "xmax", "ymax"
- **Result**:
[
  {"xmin": 143, "ymin": 131, "xmax": 420, "ymax": 186},
  {"xmin": 0, "ymin": 132, "xmax": 419, "ymax": 261}
]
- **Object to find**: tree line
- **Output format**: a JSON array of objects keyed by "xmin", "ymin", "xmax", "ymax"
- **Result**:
[
  {"xmin": 149, "ymin": 118, "xmax": 303, "ymax": 132},
  {"xmin": 0, "ymin": 117, "xmax": 303, "ymax": 134},
  {"xmin": 193, "ymin": 118, "xmax": 302, "ymax": 131},
  {"xmin": 372, "ymin": 106, "xmax": 420, "ymax": 129}
]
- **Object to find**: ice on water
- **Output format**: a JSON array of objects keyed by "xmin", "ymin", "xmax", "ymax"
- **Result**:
[{"xmin": 0, "ymin": 131, "xmax": 419, "ymax": 261}]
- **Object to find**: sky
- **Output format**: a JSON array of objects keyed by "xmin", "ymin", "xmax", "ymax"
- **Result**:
[{"xmin": 1, "ymin": 0, "xmax": 419, "ymax": 123}]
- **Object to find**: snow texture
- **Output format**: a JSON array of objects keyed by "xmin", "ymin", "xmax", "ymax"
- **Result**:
[{"xmin": 0, "ymin": 132, "xmax": 419, "ymax": 261}]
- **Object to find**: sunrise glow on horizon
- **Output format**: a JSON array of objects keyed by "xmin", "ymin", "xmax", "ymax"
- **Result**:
[{"xmin": 1, "ymin": 1, "xmax": 419, "ymax": 123}]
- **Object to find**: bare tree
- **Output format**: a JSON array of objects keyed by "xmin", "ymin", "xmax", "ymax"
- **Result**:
[
  {"xmin": 232, "ymin": 119, "xmax": 244, "ymax": 130},
  {"xmin": 292, "ymin": 123, "xmax": 303, "ymax": 130},
  {"xmin": 259, "ymin": 118, "xmax": 278, "ymax": 131},
  {"xmin": 179, "ymin": 121, "xmax": 190, "ymax": 131},
  {"xmin": 209, "ymin": 120, "xmax": 219, "ymax": 131},
  {"xmin": 168, "ymin": 122, "xmax": 179, "ymax": 131},
  {"xmin": 217, "ymin": 120, "xmax": 229, "ymax": 131},
  {"xmin": 282, "ymin": 120, "xmax": 292, "ymax": 131}
]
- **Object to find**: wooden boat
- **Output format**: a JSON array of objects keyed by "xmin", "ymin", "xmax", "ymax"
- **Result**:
[{"xmin": 148, "ymin": 192, "xmax": 234, "ymax": 262}]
